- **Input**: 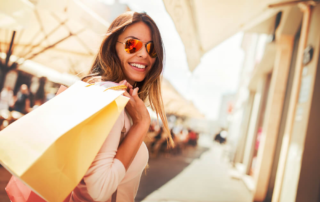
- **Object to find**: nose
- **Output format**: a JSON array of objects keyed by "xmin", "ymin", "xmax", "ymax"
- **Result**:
[{"xmin": 137, "ymin": 45, "xmax": 149, "ymax": 58}]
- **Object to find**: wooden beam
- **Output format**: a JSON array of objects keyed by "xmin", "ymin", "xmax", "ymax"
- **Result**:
[
  {"xmin": 26, "ymin": 28, "xmax": 85, "ymax": 60},
  {"xmin": 5, "ymin": 31, "xmax": 16, "ymax": 67}
]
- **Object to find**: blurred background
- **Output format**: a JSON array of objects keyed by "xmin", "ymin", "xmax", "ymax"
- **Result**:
[{"xmin": 0, "ymin": 0, "xmax": 320, "ymax": 202}]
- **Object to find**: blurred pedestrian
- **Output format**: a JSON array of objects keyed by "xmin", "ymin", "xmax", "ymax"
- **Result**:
[
  {"xmin": 188, "ymin": 129, "xmax": 198, "ymax": 146},
  {"xmin": 150, "ymin": 126, "xmax": 164, "ymax": 154},
  {"xmin": 214, "ymin": 129, "xmax": 228, "ymax": 144},
  {"xmin": 32, "ymin": 77, "xmax": 47, "ymax": 110},
  {"xmin": 13, "ymin": 84, "xmax": 31, "ymax": 114},
  {"xmin": 180, "ymin": 128, "xmax": 189, "ymax": 144},
  {"xmin": 0, "ymin": 86, "xmax": 14, "ymax": 110}
]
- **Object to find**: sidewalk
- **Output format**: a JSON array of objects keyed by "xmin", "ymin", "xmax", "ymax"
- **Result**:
[
  {"xmin": 0, "ymin": 135, "xmax": 253, "ymax": 202},
  {"xmin": 136, "ymin": 135, "xmax": 253, "ymax": 202}
]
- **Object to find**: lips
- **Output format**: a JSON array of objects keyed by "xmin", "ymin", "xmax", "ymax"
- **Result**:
[{"xmin": 129, "ymin": 62, "xmax": 148, "ymax": 72}]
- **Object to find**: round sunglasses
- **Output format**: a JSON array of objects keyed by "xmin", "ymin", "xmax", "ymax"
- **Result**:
[{"xmin": 117, "ymin": 38, "xmax": 157, "ymax": 58}]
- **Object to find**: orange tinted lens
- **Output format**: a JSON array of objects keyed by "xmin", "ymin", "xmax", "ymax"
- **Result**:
[
  {"xmin": 146, "ymin": 42, "xmax": 157, "ymax": 58},
  {"xmin": 125, "ymin": 39, "xmax": 143, "ymax": 54}
]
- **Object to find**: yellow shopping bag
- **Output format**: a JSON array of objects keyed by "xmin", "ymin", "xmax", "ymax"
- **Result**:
[{"xmin": 0, "ymin": 81, "xmax": 129, "ymax": 202}]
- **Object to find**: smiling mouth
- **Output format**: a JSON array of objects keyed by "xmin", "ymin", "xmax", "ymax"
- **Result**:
[
  {"xmin": 129, "ymin": 63, "xmax": 148, "ymax": 72},
  {"xmin": 129, "ymin": 63, "xmax": 147, "ymax": 69}
]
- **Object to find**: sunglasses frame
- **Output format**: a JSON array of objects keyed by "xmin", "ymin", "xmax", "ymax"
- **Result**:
[{"xmin": 117, "ymin": 38, "xmax": 157, "ymax": 58}]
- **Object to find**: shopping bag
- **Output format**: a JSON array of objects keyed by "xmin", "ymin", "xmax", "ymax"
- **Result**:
[
  {"xmin": 56, "ymin": 84, "xmax": 68, "ymax": 95},
  {"xmin": 5, "ymin": 175, "xmax": 45, "ymax": 202},
  {"xmin": 6, "ymin": 175, "xmax": 72, "ymax": 202},
  {"xmin": 0, "ymin": 81, "xmax": 129, "ymax": 202},
  {"xmin": 5, "ymin": 85, "xmax": 71, "ymax": 202}
]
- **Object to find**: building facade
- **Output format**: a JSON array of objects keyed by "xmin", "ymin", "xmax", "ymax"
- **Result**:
[{"xmin": 228, "ymin": 3, "xmax": 320, "ymax": 202}]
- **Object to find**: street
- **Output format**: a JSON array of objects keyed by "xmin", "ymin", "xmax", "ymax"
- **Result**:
[
  {"xmin": 0, "ymin": 135, "xmax": 252, "ymax": 202},
  {"xmin": 136, "ymin": 135, "xmax": 253, "ymax": 202}
]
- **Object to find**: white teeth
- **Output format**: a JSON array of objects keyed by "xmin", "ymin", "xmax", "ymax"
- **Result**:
[{"xmin": 130, "ymin": 63, "xmax": 146, "ymax": 69}]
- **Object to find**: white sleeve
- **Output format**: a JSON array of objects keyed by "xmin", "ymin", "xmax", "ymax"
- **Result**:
[{"xmin": 83, "ymin": 111, "xmax": 126, "ymax": 201}]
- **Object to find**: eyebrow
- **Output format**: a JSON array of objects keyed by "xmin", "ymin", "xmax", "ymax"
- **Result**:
[
  {"xmin": 124, "ymin": 36, "xmax": 139, "ymax": 40},
  {"xmin": 124, "ymin": 36, "xmax": 152, "ymax": 43}
]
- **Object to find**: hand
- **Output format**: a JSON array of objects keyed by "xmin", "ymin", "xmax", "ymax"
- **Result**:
[
  {"xmin": 119, "ymin": 80, "xmax": 133, "ymax": 92},
  {"xmin": 119, "ymin": 80, "xmax": 150, "ymax": 129}
]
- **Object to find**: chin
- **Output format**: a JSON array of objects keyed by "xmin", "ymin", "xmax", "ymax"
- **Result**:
[
  {"xmin": 130, "ymin": 74, "xmax": 147, "ymax": 83},
  {"xmin": 133, "ymin": 77, "xmax": 146, "ymax": 83}
]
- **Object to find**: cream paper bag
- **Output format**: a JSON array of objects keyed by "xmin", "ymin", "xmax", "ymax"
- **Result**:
[{"xmin": 0, "ymin": 81, "xmax": 129, "ymax": 202}]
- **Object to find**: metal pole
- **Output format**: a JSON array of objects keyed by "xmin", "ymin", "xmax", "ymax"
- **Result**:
[{"xmin": 5, "ymin": 31, "xmax": 16, "ymax": 67}]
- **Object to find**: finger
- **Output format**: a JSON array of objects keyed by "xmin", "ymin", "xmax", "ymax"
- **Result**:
[
  {"xmin": 127, "ymin": 82, "xmax": 133, "ymax": 89},
  {"xmin": 123, "ymin": 81, "xmax": 133, "ymax": 91},
  {"xmin": 121, "ymin": 81, "xmax": 130, "ymax": 91},
  {"xmin": 119, "ymin": 80, "xmax": 131, "ymax": 92},
  {"xmin": 123, "ymin": 80, "xmax": 128, "ymax": 87},
  {"xmin": 119, "ymin": 80, "xmax": 126, "ymax": 85},
  {"xmin": 125, "ymin": 81, "xmax": 133, "ymax": 92},
  {"xmin": 122, "ymin": 91, "xmax": 131, "ymax": 98},
  {"xmin": 132, "ymin": 87, "xmax": 139, "ymax": 101},
  {"xmin": 129, "ymin": 88, "xmax": 134, "ymax": 96}
]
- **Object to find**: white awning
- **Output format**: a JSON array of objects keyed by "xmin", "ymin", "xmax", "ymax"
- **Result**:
[
  {"xmin": 0, "ymin": 53, "xmax": 79, "ymax": 86},
  {"xmin": 0, "ymin": 0, "xmax": 114, "ymax": 77},
  {"xmin": 163, "ymin": 0, "xmax": 287, "ymax": 71},
  {"xmin": 161, "ymin": 79, "xmax": 204, "ymax": 118}
]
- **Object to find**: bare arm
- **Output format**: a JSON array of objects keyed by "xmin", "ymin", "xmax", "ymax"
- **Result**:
[
  {"xmin": 77, "ymin": 81, "xmax": 150, "ymax": 201},
  {"xmin": 115, "ymin": 122, "xmax": 149, "ymax": 170},
  {"xmin": 114, "ymin": 80, "xmax": 150, "ymax": 170}
]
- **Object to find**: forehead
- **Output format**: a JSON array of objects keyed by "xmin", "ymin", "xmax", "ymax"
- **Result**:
[{"xmin": 119, "ymin": 21, "xmax": 152, "ymax": 42}]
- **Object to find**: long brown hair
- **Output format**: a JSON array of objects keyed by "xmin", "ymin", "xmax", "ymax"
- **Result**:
[{"xmin": 82, "ymin": 11, "xmax": 173, "ymax": 147}]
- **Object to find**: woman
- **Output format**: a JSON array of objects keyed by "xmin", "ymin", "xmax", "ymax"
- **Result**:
[
  {"xmin": 32, "ymin": 77, "xmax": 47, "ymax": 110},
  {"xmin": 70, "ymin": 12, "xmax": 173, "ymax": 202},
  {"xmin": 13, "ymin": 84, "xmax": 31, "ymax": 114}
]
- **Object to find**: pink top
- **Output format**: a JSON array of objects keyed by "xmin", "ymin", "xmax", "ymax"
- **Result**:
[{"xmin": 70, "ymin": 82, "xmax": 149, "ymax": 202}]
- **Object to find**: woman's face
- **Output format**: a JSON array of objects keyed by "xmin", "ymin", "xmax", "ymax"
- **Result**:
[{"xmin": 116, "ymin": 21, "xmax": 156, "ymax": 85}]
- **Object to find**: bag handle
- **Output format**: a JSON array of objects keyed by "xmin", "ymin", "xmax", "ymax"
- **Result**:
[{"xmin": 85, "ymin": 84, "xmax": 127, "ymax": 91}]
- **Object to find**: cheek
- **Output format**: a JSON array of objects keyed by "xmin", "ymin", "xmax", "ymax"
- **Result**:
[
  {"xmin": 116, "ymin": 44, "xmax": 126, "ymax": 64},
  {"xmin": 149, "ymin": 58, "xmax": 156, "ymax": 69}
]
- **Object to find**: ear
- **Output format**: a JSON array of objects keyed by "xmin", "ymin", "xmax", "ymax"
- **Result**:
[{"xmin": 56, "ymin": 85, "xmax": 68, "ymax": 96}]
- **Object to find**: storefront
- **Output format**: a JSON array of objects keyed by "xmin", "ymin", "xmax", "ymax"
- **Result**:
[
  {"xmin": 163, "ymin": 1, "xmax": 320, "ymax": 201},
  {"xmin": 230, "ymin": 2, "xmax": 320, "ymax": 202},
  {"xmin": 273, "ymin": 4, "xmax": 320, "ymax": 202}
]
